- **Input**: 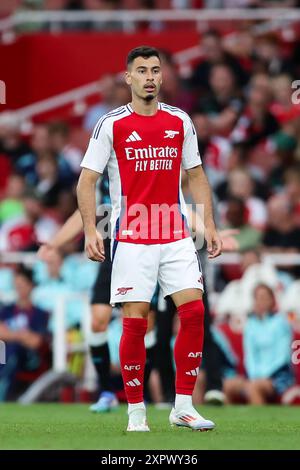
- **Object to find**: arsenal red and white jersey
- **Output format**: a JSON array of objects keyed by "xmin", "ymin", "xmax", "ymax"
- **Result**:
[{"xmin": 80, "ymin": 102, "xmax": 202, "ymax": 244}]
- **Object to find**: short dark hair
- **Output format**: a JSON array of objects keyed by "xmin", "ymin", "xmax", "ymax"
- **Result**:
[
  {"xmin": 127, "ymin": 46, "xmax": 160, "ymax": 67},
  {"xmin": 15, "ymin": 264, "xmax": 35, "ymax": 286}
]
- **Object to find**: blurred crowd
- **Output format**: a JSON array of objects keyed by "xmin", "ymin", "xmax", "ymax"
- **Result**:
[
  {"xmin": 1, "ymin": 0, "xmax": 300, "ymax": 36},
  {"xmin": 1, "ymin": 28, "xmax": 300, "ymax": 404},
  {"xmin": 2, "ymin": 0, "xmax": 298, "ymax": 17},
  {"xmin": 2, "ymin": 0, "xmax": 300, "ymax": 31}
]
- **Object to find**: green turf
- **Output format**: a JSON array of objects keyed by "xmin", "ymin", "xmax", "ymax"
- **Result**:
[{"xmin": 0, "ymin": 404, "xmax": 300, "ymax": 450}]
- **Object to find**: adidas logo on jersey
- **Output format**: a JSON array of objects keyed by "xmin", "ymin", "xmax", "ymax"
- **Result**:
[
  {"xmin": 126, "ymin": 378, "xmax": 141, "ymax": 387},
  {"xmin": 188, "ymin": 352, "xmax": 202, "ymax": 358},
  {"xmin": 186, "ymin": 367, "xmax": 200, "ymax": 376},
  {"xmin": 126, "ymin": 131, "xmax": 142, "ymax": 142}
]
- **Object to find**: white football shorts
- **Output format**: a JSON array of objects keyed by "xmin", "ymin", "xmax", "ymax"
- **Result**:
[{"xmin": 110, "ymin": 237, "xmax": 204, "ymax": 305}]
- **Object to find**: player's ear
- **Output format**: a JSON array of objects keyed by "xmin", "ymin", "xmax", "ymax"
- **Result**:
[{"xmin": 125, "ymin": 71, "xmax": 131, "ymax": 86}]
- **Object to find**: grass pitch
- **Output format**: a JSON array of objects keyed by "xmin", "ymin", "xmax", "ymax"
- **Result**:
[{"xmin": 0, "ymin": 403, "xmax": 300, "ymax": 450}]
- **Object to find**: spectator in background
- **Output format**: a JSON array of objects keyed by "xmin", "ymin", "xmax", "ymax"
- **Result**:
[
  {"xmin": 231, "ymin": 81, "xmax": 280, "ymax": 149},
  {"xmin": 0, "ymin": 174, "xmax": 26, "ymax": 225},
  {"xmin": 218, "ymin": 197, "xmax": 262, "ymax": 285},
  {"xmin": 248, "ymin": 72, "xmax": 273, "ymax": 102},
  {"xmin": 192, "ymin": 113, "xmax": 232, "ymax": 189},
  {"xmin": 215, "ymin": 142, "xmax": 270, "ymax": 201},
  {"xmin": 0, "ymin": 112, "xmax": 31, "ymax": 165},
  {"xmin": 219, "ymin": 168, "xmax": 267, "ymax": 230},
  {"xmin": 268, "ymin": 130, "xmax": 298, "ymax": 192},
  {"xmin": 284, "ymin": 165, "xmax": 300, "ymax": 228},
  {"xmin": 15, "ymin": 124, "xmax": 75, "ymax": 187},
  {"xmin": 222, "ymin": 197, "xmax": 262, "ymax": 251},
  {"xmin": 22, "ymin": 191, "xmax": 61, "ymax": 247},
  {"xmin": 191, "ymin": 29, "xmax": 248, "ymax": 94},
  {"xmin": 253, "ymin": 34, "xmax": 295, "ymax": 78},
  {"xmin": 0, "ymin": 265, "xmax": 49, "ymax": 401},
  {"xmin": 224, "ymin": 284, "xmax": 294, "ymax": 405},
  {"xmin": 48, "ymin": 121, "xmax": 83, "ymax": 175},
  {"xmin": 263, "ymin": 193, "xmax": 300, "ymax": 253},
  {"xmin": 13, "ymin": 124, "xmax": 50, "ymax": 185},
  {"xmin": 0, "ymin": 190, "xmax": 60, "ymax": 252},
  {"xmin": 83, "ymin": 75, "xmax": 131, "ymax": 132},
  {"xmin": 221, "ymin": 24, "xmax": 254, "ymax": 71},
  {"xmin": 194, "ymin": 63, "xmax": 243, "ymax": 135},
  {"xmin": 35, "ymin": 154, "xmax": 71, "ymax": 208}
]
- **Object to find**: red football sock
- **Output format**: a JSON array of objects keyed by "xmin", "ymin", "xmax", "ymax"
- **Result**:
[
  {"xmin": 174, "ymin": 299, "xmax": 205, "ymax": 395},
  {"xmin": 119, "ymin": 317, "xmax": 148, "ymax": 404}
]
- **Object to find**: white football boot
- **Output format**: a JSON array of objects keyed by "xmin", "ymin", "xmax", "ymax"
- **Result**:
[{"xmin": 169, "ymin": 407, "xmax": 215, "ymax": 431}]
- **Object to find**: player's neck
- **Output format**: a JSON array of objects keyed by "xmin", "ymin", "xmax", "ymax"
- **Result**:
[{"xmin": 130, "ymin": 98, "xmax": 158, "ymax": 116}]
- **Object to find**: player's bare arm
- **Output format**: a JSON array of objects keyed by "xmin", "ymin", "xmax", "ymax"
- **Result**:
[
  {"xmin": 77, "ymin": 168, "xmax": 105, "ymax": 262},
  {"xmin": 186, "ymin": 165, "xmax": 222, "ymax": 258},
  {"xmin": 37, "ymin": 209, "xmax": 84, "ymax": 261}
]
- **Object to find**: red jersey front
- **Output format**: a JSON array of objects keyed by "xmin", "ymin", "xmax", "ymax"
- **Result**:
[{"xmin": 81, "ymin": 102, "xmax": 202, "ymax": 244}]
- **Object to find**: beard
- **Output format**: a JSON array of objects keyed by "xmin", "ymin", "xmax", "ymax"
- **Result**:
[{"xmin": 144, "ymin": 93, "xmax": 155, "ymax": 102}]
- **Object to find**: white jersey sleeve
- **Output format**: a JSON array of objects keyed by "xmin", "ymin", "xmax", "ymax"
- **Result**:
[
  {"xmin": 80, "ymin": 118, "xmax": 112, "ymax": 174},
  {"xmin": 182, "ymin": 115, "xmax": 202, "ymax": 170}
]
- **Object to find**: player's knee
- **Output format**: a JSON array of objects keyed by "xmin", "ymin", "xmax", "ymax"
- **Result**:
[{"xmin": 123, "ymin": 302, "xmax": 150, "ymax": 319}]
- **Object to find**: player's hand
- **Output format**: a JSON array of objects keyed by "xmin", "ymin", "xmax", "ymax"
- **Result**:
[
  {"xmin": 84, "ymin": 230, "xmax": 105, "ymax": 262},
  {"xmin": 219, "ymin": 229, "xmax": 240, "ymax": 252},
  {"xmin": 37, "ymin": 243, "xmax": 58, "ymax": 262},
  {"xmin": 205, "ymin": 226, "xmax": 222, "ymax": 259}
]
